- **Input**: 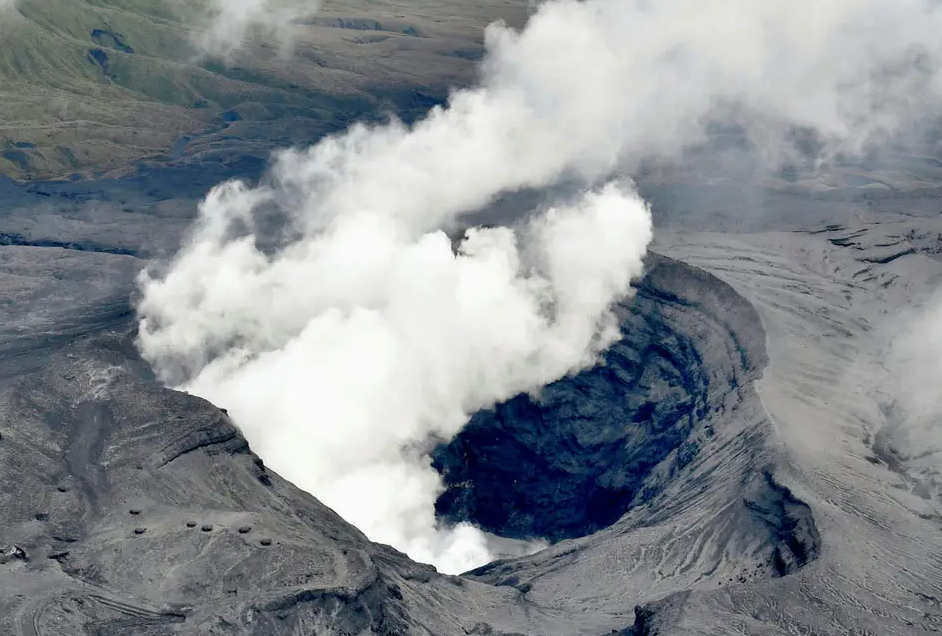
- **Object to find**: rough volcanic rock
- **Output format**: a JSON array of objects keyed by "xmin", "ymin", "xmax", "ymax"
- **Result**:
[{"xmin": 432, "ymin": 253, "xmax": 768, "ymax": 542}]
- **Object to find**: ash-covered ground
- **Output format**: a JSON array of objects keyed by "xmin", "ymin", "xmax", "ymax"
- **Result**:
[
  {"xmin": 2, "ymin": 0, "xmax": 942, "ymax": 632},
  {"xmin": 0, "ymin": 164, "xmax": 941, "ymax": 634}
]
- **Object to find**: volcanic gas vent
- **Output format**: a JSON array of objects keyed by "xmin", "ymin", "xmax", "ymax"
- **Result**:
[{"xmin": 432, "ymin": 254, "xmax": 768, "ymax": 541}]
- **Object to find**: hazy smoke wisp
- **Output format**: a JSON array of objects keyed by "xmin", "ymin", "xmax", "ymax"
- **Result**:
[
  {"xmin": 139, "ymin": 0, "xmax": 942, "ymax": 573},
  {"xmin": 883, "ymin": 291, "xmax": 942, "ymax": 457},
  {"xmin": 194, "ymin": 0, "xmax": 320, "ymax": 58}
]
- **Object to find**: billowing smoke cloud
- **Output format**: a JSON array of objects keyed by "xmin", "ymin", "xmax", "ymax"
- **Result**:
[
  {"xmin": 138, "ymin": 0, "xmax": 942, "ymax": 573},
  {"xmin": 139, "ymin": 182, "xmax": 651, "ymax": 572},
  {"xmin": 193, "ymin": 0, "xmax": 319, "ymax": 58},
  {"xmin": 881, "ymin": 289, "xmax": 942, "ymax": 469}
]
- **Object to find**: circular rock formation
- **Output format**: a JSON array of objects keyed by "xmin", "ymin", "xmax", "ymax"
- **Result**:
[{"xmin": 432, "ymin": 254, "xmax": 768, "ymax": 541}]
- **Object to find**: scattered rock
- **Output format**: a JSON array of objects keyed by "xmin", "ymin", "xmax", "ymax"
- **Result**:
[{"xmin": 0, "ymin": 545, "xmax": 27, "ymax": 564}]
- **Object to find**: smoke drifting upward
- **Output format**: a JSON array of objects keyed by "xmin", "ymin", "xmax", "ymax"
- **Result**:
[
  {"xmin": 140, "ymin": 183, "xmax": 651, "ymax": 572},
  {"xmin": 883, "ymin": 291, "xmax": 942, "ymax": 465},
  {"xmin": 138, "ymin": 0, "xmax": 942, "ymax": 572},
  {"xmin": 194, "ymin": 0, "xmax": 319, "ymax": 58}
]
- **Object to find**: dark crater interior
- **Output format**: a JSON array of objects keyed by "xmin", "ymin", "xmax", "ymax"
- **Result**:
[{"xmin": 432, "ymin": 253, "xmax": 769, "ymax": 542}]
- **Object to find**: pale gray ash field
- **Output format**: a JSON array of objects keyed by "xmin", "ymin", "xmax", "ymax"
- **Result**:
[{"xmin": 2, "ymin": 1, "xmax": 942, "ymax": 635}]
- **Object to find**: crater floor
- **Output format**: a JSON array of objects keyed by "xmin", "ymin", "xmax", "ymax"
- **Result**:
[{"xmin": 433, "ymin": 254, "xmax": 771, "ymax": 544}]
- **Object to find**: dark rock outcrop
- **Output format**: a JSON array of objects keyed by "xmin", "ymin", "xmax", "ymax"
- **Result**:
[
  {"xmin": 746, "ymin": 471, "xmax": 820, "ymax": 577},
  {"xmin": 91, "ymin": 29, "xmax": 135, "ymax": 54},
  {"xmin": 86, "ymin": 48, "xmax": 114, "ymax": 78}
]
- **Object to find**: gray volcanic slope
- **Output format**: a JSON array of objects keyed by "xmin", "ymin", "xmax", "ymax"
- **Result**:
[
  {"xmin": 4, "ymin": 195, "xmax": 941, "ymax": 634},
  {"xmin": 0, "ymin": 203, "xmax": 817, "ymax": 636},
  {"xmin": 1, "ymin": 16, "xmax": 942, "ymax": 633}
]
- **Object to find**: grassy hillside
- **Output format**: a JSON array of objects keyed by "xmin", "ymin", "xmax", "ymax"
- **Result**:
[{"xmin": 0, "ymin": 0, "xmax": 528, "ymax": 180}]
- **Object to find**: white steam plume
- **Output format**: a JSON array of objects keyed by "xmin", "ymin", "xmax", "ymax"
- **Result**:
[
  {"xmin": 138, "ymin": 0, "xmax": 942, "ymax": 573},
  {"xmin": 882, "ymin": 291, "xmax": 942, "ymax": 488},
  {"xmin": 193, "ymin": 0, "xmax": 319, "ymax": 58},
  {"xmin": 139, "ymin": 183, "xmax": 651, "ymax": 572}
]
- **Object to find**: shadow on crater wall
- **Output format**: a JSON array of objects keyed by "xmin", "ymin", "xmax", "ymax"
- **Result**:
[{"xmin": 432, "ymin": 253, "xmax": 769, "ymax": 542}]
